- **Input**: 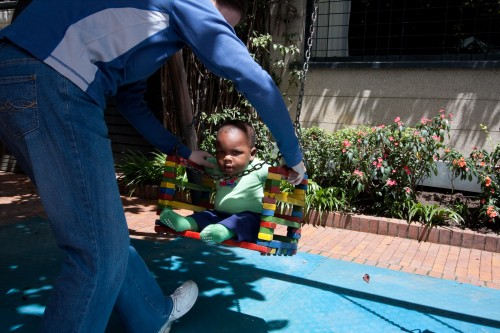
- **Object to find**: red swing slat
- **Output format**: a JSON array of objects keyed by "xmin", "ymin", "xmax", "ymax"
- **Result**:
[{"xmin": 154, "ymin": 222, "xmax": 272, "ymax": 254}]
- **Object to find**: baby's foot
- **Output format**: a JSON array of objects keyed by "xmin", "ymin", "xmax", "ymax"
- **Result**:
[
  {"xmin": 159, "ymin": 208, "xmax": 198, "ymax": 232},
  {"xmin": 200, "ymin": 224, "xmax": 235, "ymax": 243}
]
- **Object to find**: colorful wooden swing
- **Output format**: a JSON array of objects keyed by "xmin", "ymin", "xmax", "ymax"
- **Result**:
[{"xmin": 155, "ymin": 155, "xmax": 308, "ymax": 255}]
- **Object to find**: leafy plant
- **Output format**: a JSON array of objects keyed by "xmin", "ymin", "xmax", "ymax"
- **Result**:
[
  {"xmin": 300, "ymin": 110, "xmax": 454, "ymax": 216},
  {"xmin": 304, "ymin": 181, "xmax": 347, "ymax": 216},
  {"xmin": 442, "ymin": 124, "xmax": 499, "ymax": 225},
  {"xmin": 407, "ymin": 202, "xmax": 464, "ymax": 227},
  {"xmin": 115, "ymin": 150, "xmax": 166, "ymax": 195}
]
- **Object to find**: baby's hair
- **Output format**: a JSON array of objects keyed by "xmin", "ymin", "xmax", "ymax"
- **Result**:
[{"xmin": 218, "ymin": 120, "xmax": 256, "ymax": 148}]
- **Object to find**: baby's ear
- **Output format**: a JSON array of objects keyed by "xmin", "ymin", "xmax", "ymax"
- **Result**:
[{"xmin": 249, "ymin": 147, "xmax": 257, "ymax": 160}]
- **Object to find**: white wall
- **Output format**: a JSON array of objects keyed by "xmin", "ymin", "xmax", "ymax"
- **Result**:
[{"xmin": 297, "ymin": 67, "xmax": 500, "ymax": 157}]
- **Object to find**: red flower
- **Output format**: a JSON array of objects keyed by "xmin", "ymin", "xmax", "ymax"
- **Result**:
[{"xmin": 484, "ymin": 176, "xmax": 491, "ymax": 187}]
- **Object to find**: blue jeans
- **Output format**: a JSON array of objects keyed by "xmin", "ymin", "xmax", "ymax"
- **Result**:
[{"xmin": 0, "ymin": 40, "xmax": 172, "ymax": 332}]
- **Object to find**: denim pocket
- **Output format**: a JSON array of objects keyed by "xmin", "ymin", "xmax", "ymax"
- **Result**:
[{"xmin": 0, "ymin": 74, "xmax": 39, "ymax": 137}]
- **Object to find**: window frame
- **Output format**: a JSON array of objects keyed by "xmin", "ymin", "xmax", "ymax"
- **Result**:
[{"xmin": 305, "ymin": 0, "xmax": 500, "ymax": 69}]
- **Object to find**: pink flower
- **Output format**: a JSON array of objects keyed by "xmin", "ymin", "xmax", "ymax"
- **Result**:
[
  {"xmin": 389, "ymin": 136, "xmax": 394, "ymax": 141},
  {"xmin": 487, "ymin": 206, "xmax": 497, "ymax": 218},
  {"xmin": 394, "ymin": 117, "xmax": 401, "ymax": 123},
  {"xmin": 386, "ymin": 179, "xmax": 397, "ymax": 186},
  {"xmin": 405, "ymin": 187, "xmax": 411, "ymax": 193},
  {"xmin": 343, "ymin": 140, "xmax": 351, "ymax": 147},
  {"xmin": 403, "ymin": 166, "xmax": 411, "ymax": 175},
  {"xmin": 353, "ymin": 170, "xmax": 364, "ymax": 177}
]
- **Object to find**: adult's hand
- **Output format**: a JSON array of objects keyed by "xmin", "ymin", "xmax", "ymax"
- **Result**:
[
  {"xmin": 188, "ymin": 150, "xmax": 216, "ymax": 168},
  {"xmin": 287, "ymin": 161, "xmax": 306, "ymax": 186}
]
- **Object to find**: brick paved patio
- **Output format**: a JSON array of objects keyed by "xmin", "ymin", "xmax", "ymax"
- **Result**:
[{"xmin": 1, "ymin": 171, "xmax": 499, "ymax": 290}]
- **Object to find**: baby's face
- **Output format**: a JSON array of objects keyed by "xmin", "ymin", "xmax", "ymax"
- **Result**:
[{"xmin": 215, "ymin": 128, "xmax": 255, "ymax": 176}]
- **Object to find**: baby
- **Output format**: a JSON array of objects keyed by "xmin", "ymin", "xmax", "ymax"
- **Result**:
[{"xmin": 160, "ymin": 119, "xmax": 269, "ymax": 243}]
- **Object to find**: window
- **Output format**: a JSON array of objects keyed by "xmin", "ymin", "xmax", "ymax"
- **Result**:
[{"xmin": 307, "ymin": 0, "xmax": 500, "ymax": 68}]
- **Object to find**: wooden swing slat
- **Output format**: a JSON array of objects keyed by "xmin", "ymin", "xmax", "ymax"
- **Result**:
[
  {"xmin": 273, "ymin": 193, "xmax": 306, "ymax": 207},
  {"xmin": 261, "ymin": 215, "xmax": 302, "ymax": 228},
  {"xmin": 158, "ymin": 199, "xmax": 208, "ymax": 213},
  {"xmin": 154, "ymin": 222, "xmax": 272, "ymax": 254},
  {"xmin": 161, "ymin": 179, "xmax": 214, "ymax": 192}
]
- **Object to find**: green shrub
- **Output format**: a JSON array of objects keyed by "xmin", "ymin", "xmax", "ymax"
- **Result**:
[
  {"xmin": 407, "ymin": 202, "xmax": 463, "ymax": 227},
  {"xmin": 115, "ymin": 150, "xmax": 166, "ymax": 195},
  {"xmin": 443, "ymin": 132, "xmax": 499, "ymax": 224},
  {"xmin": 301, "ymin": 110, "xmax": 452, "ymax": 217}
]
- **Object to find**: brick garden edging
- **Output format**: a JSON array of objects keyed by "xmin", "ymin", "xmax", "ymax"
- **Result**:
[{"xmin": 306, "ymin": 211, "xmax": 500, "ymax": 253}]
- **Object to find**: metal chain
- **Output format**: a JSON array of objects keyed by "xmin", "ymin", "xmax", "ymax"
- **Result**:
[
  {"xmin": 293, "ymin": 0, "xmax": 319, "ymax": 169},
  {"xmin": 179, "ymin": 1, "xmax": 319, "ymax": 181}
]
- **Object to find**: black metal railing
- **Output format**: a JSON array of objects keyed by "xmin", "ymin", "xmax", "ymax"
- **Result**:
[
  {"xmin": 0, "ymin": 1, "xmax": 17, "ymax": 10},
  {"xmin": 307, "ymin": 0, "xmax": 500, "ymax": 67}
]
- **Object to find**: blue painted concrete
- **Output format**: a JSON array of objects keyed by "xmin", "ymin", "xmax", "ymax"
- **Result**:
[{"xmin": 1, "ymin": 218, "xmax": 500, "ymax": 333}]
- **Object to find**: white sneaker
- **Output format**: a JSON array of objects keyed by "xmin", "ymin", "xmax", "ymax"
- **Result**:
[{"xmin": 158, "ymin": 280, "xmax": 199, "ymax": 333}]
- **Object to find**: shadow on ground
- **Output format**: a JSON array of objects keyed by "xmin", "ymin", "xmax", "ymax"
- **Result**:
[{"xmin": 1, "ymin": 217, "xmax": 500, "ymax": 333}]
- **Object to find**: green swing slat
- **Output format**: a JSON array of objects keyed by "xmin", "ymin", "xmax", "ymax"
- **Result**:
[{"xmin": 162, "ymin": 178, "xmax": 214, "ymax": 192}]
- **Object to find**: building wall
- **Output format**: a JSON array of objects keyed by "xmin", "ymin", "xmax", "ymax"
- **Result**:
[
  {"xmin": 286, "ymin": 0, "xmax": 500, "ymax": 157},
  {"xmin": 297, "ymin": 67, "xmax": 500, "ymax": 157}
]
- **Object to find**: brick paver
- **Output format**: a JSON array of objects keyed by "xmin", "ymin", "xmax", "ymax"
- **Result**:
[{"xmin": 1, "ymin": 171, "xmax": 499, "ymax": 289}]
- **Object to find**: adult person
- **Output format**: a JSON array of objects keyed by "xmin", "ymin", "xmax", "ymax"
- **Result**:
[{"xmin": 0, "ymin": 0, "xmax": 306, "ymax": 332}]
